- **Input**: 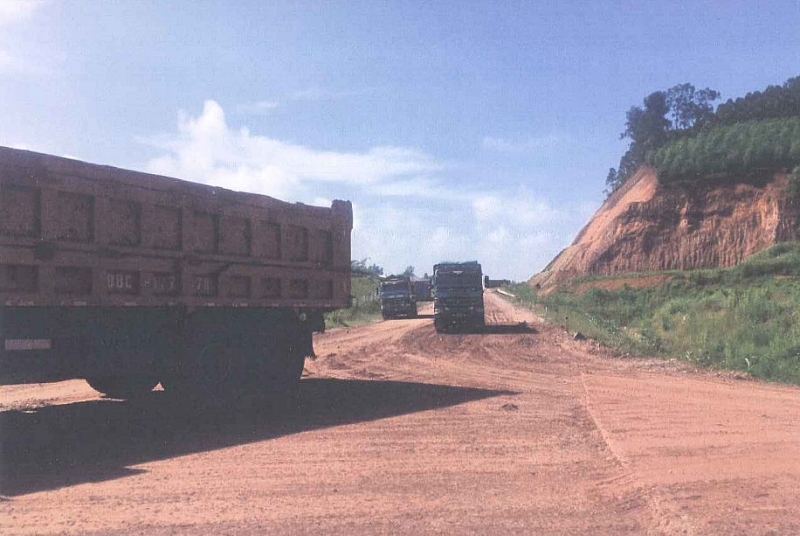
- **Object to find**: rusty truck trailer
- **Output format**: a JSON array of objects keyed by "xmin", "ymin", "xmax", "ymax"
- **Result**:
[{"xmin": 0, "ymin": 146, "xmax": 352, "ymax": 400}]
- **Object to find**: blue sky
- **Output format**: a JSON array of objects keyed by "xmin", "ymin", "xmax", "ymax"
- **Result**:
[{"xmin": 1, "ymin": 1, "xmax": 799, "ymax": 280}]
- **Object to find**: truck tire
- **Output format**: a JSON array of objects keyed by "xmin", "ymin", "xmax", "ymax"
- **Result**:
[
  {"xmin": 267, "ymin": 338, "xmax": 306, "ymax": 395},
  {"xmin": 434, "ymin": 318, "xmax": 446, "ymax": 333},
  {"xmin": 86, "ymin": 375, "xmax": 159, "ymax": 399},
  {"xmin": 281, "ymin": 352, "xmax": 305, "ymax": 397}
]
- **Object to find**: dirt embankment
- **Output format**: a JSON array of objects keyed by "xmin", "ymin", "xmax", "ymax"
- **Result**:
[
  {"xmin": 2, "ymin": 292, "xmax": 800, "ymax": 535},
  {"xmin": 532, "ymin": 166, "xmax": 798, "ymax": 290}
]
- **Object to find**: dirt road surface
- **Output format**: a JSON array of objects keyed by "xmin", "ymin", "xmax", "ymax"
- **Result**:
[{"xmin": 2, "ymin": 291, "xmax": 799, "ymax": 535}]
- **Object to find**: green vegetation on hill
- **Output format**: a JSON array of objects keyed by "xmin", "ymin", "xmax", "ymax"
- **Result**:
[
  {"xmin": 712, "ymin": 76, "xmax": 800, "ymax": 127},
  {"xmin": 606, "ymin": 75, "xmax": 800, "ymax": 194},
  {"xmin": 513, "ymin": 243, "xmax": 800, "ymax": 385},
  {"xmin": 647, "ymin": 117, "xmax": 800, "ymax": 182}
]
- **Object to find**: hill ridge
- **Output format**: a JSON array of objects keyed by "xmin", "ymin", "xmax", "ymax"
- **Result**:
[{"xmin": 531, "ymin": 167, "xmax": 798, "ymax": 289}]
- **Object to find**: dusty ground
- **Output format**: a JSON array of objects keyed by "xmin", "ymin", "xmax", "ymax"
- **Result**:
[{"xmin": 2, "ymin": 291, "xmax": 799, "ymax": 535}]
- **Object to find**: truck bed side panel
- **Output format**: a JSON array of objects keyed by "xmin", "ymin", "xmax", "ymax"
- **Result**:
[{"xmin": 0, "ymin": 147, "xmax": 352, "ymax": 309}]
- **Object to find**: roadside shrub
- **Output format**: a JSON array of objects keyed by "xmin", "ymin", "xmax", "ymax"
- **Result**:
[
  {"xmin": 325, "ymin": 276, "xmax": 381, "ymax": 328},
  {"xmin": 789, "ymin": 166, "xmax": 800, "ymax": 200},
  {"xmin": 512, "ymin": 257, "xmax": 800, "ymax": 385}
]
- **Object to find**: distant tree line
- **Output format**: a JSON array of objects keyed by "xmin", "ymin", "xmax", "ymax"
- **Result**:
[
  {"xmin": 351, "ymin": 260, "xmax": 419, "ymax": 279},
  {"xmin": 606, "ymin": 76, "xmax": 800, "ymax": 194},
  {"xmin": 711, "ymin": 77, "xmax": 800, "ymax": 127},
  {"xmin": 351, "ymin": 258, "xmax": 384, "ymax": 277}
]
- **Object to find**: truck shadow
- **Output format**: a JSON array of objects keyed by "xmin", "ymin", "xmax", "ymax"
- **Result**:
[
  {"xmin": 480, "ymin": 323, "xmax": 538, "ymax": 335},
  {"xmin": 442, "ymin": 323, "xmax": 538, "ymax": 335},
  {"xmin": 0, "ymin": 379, "xmax": 515, "ymax": 497}
]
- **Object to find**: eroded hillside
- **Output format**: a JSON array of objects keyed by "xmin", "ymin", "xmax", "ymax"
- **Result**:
[{"xmin": 532, "ymin": 166, "xmax": 799, "ymax": 289}]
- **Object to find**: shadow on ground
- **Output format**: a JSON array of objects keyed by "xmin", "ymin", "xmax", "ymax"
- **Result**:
[
  {"xmin": 0, "ymin": 378, "xmax": 513, "ymax": 497},
  {"xmin": 480, "ymin": 323, "xmax": 538, "ymax": 335},
  {"xmin": 440, "ymin": 323, "xmax": 538, "ymax": 335}
]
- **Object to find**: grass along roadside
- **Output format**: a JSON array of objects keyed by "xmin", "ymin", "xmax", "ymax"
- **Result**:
[
  {"xmin": 511, "ymin": 243, "xmax": 800, "ymax": 385},
  {"xmin": 325, "ymin": 275, "xmax": 382, "ymax": 328}
]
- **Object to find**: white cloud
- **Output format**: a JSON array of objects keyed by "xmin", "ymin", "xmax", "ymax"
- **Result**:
[
  {"xmin": 143, "ymin": 100, "xmax": 443, "ymax": 200},
  {"xmin": 472, "ymin": 191, "xmax": 566, "ymax": 227},
  {"xmin": 290, "ymin": 88, "xmax": 329, "ymax": 101},
  {"xmin": 482, "ymin": 134, "xmax": 565, "ymax": 153},
  {"xmin": 289, "ymin": 87, "xmax": 378, "ymax": 102},
  {"xmin": 141, "ymin": 100, "xmax": 589, "ymax": 281},
  {"xmin": 311, "ymin": 196, "xmax": 332, "ymax": 208},
  {"xmin": 466, "ymin": 190, "xmax": 577, "ymax": 279},
  {"xmin": 0, "ymin": 0, "xmax": 40, "ymax": 26},
  {"xmin": 0, "ymin": 0, "xmax": 42, "ymax": 75},
  {"xmin": 353, "ymin": 206, "xmax": 476, "ymax": 277},
  {"xmin": 235, "ymin": 87, "xmax": 379, "ymax": 115},
  {"xmin": 0, "ymin": 49, "xmax": 20, "ymax": 70},
  {"xmin": 236, "ymin": 100, "xmax": 281, "ymax": 114},
  {"xmin": 368, "ymin": 176, "xmax": 459, "ymax": 199},
  {"xmin": 351, "ymin": 191, "xmax": 579, "ymax": 281}
]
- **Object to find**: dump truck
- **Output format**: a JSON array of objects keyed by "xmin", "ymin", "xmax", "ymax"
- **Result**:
[
  {"xmin": 432, "ymin": 261, "xmax": 484, "ymax": 333},
  {"xmin": 413, "ymin": 277, "xmax": 433, "ymax": 301},
  {"xmin": 378, "ymin": 276, "xmax": 417, "ymax": 319},
  {"xmin": 0, "ymin": 146, "xmax": 353, "ymax": 401},
  {"xmin": 484, "ymin": 276, "xmax": 511, "ymax": 288}
]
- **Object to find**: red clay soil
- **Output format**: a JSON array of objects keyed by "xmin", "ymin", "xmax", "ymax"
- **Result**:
[
  {"xmin": 532, "ymin": 166, "xmax": 798, "ymax": 291},
  {"xmin": 2, "ymin": 292, "xmax": 799, "ymax": 535}
]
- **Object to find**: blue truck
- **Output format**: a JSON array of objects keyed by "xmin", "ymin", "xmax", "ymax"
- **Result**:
[
  {"xmin": 432, "ymin": 261, "xmax": 484, "ymax": 333},
  {"xmin": 378, "ymin": 276, "xmax": 418, "ymax": 319}
]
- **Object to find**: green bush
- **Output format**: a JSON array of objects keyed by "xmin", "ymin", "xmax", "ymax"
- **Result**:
[
  {"xmin": 789, "ymin": 166, "xmax": 800, "ymax": 199},
  {"xmin": 325, "ymin": 275, "xmax": 381, "ymax": 328},
  {"xmin": 513, "ymin": 244, "xmax": 800, "ymax": 385}
]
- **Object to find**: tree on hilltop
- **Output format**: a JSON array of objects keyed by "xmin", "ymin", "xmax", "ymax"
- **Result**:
[
  {"xmin": 713, "ymin": 76, "xmax": 800, "ymax": 126},
  {"xmin": 621, "ymin": 90, "xmax": 671, "ymax": 152},
  {"xmin": 666, "ymin": 83, "xmax": 720, "ymax": 131},
  {"xmin": 607, "ymin": 91, "xmax": 671, "ymax": 193},
  {"xmin": 607, "ymin": 83, "xmax": 721, "ymax": 194}
]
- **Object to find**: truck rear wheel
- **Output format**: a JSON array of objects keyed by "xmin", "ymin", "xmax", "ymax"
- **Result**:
[
  {"xmin": 86, "ymin": 375, "xmax": 159, "ymax": 399},
  {"xmin": 262, "ymin": 339, "xmax": 305, "ymax": 395}
]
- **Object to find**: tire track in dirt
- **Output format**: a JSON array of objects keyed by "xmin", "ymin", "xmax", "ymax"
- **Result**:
[
  {"xmin": 580, "ymin": 370, "xmax": 800, "ymax": 535},
  {"xmin": 580, "ymin": 372, "xmax": 698, "ymax": 536}
]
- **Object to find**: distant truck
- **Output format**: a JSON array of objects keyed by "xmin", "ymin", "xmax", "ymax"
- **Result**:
[
  {"xmin": 413, "ymin": 278, "xmax": 433, "ymax": 301},
  {"xmin": 378, "ymin": 276, "xmax": 417, "ymax": 319},
  {"xmin": 432, "ymin": 261, "xmax": 484, "ymax": 333},
  {"xmin": 0, "ymin": 146, "xmax": 353, "ymax": 401},
  {"xmin": 484, "ymin": 277, "xmax": 511, "ymax": 288}
]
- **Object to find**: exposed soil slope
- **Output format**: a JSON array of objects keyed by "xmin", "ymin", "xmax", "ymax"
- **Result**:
[
  {"xmin": 2, "ymin": 292, "xmax": 799, "ymax": 535},
  {"xmin": 532, "ymin": 166, "xmax": 798, "ymax": 289}
]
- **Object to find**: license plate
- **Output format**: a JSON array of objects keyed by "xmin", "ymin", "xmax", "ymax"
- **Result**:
[{"xmin": 4, "ymin": 339, "xmax": 52, "ymax": 351}]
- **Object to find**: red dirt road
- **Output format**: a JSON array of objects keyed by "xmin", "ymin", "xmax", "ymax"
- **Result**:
[{"xmin": 2, "ymin": 291, "xmax": 799, "ymax": 535}]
